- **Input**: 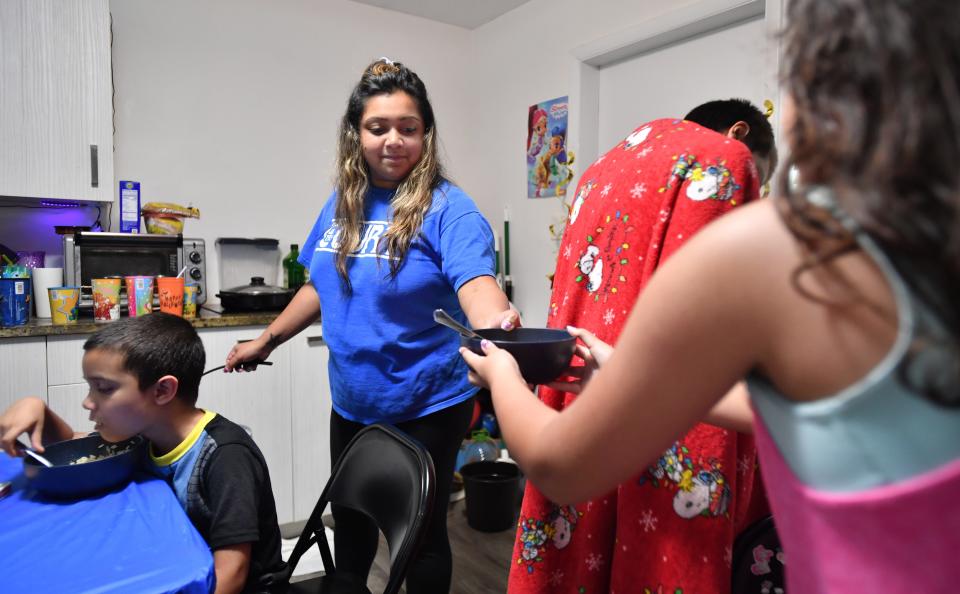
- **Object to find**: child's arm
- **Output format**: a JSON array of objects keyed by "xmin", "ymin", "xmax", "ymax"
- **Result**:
[
  {"xmin": 203, "ymin": 443, "xmax": 275, "ymax": 592},
  {"xmin": 704, "ymin": 382, "xmax": 754, "ymax": 434},
  {"xmin": 213, "ymin": 544, "xmax": 252, "ymax": 594},
  {"xmin": 545, "ymin": 328, "xmax": 753, "ymax": 433},
  {"xmin": 0, "ymin": 396, "xmax": 77, "ymax": 456}
]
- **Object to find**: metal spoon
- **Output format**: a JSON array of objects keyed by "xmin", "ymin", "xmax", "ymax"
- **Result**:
[
  {"xmin": 433, "ymin": 309, "xmax": 483, "ymax": 340},
  {"xmin": 16, "ymin": 438, "xmax": 54, "ymax": 467}
]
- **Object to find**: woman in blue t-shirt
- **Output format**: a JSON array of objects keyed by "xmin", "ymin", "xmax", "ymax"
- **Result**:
[{"xmin": 225, "ymin": 58, "xmax": 516, "ymax": 594}]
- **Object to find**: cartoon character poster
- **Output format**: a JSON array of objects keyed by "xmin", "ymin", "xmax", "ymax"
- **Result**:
[{"xmin": 527, "ymin": 96, "xmax": 574, "ymax": 198}]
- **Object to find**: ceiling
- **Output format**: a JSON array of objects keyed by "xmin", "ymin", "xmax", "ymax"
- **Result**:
[{"xmin": 347, "ymin": 0, "xmax": 532, "ymax": 29}]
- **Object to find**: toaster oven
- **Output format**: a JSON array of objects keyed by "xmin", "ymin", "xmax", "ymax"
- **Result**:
[{"xmin": 63, "ymin": 232, "xmax": 207, "ymax": 310}]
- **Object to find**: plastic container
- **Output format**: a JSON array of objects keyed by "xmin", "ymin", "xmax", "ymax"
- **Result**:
[
  {"xmin": 215, "ymin": 238, "xmax": 282, "ymax": 295},
  {"xmin": 0, "ymin": 278, "xmax": 31, "ymax": 327},
  {"xmin": 460, "ymin": 461, "xmax": 522, "ymax": 532},
  {"xmin": 456, "ymin": 430, "xmax": 500, "ymax": 471}
]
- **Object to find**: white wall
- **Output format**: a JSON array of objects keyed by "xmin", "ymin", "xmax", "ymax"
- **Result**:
[{"xmin": 109, "ymin": 0, "xmax": 473, "ymax": 298}]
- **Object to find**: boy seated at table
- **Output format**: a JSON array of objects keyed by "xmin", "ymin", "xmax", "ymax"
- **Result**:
[{"xmin": 0, "ymin": 313, "xmax": 287, "ymax": 594}]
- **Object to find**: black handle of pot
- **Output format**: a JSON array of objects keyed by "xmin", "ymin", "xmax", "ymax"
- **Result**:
[{"xmin": 202, "ymin": 361, "xmax": 273, "ymax": 376}]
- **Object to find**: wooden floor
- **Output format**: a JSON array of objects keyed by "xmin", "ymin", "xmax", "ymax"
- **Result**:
[
  {"xmin": 286, "ymin": 498, "xmax": 516, "ymax": 594},
  {"xmin": 370, "ymin": 498, "xmax": 515, "ymax": 594}
]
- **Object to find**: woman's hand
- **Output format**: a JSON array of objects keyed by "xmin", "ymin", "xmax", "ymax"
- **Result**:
[
  {"xmin": 546, "ymin": 326, "xmax": 612, "ymax": 395},
  {"xmin": 459, "ymin": 339, "xmax": 523, "ymax": 390},
  {"xmin": 485, "ymin": 308, "xmax": 521, "ymax": 331},
  {"xmin": 224, "ymin": 333, "xmax": 277, "ymax": 372}
]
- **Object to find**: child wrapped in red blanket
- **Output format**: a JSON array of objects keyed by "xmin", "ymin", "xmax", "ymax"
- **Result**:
[{"xmin": 509, "ymin": 103, "xmax": 777, "ymax": 594}]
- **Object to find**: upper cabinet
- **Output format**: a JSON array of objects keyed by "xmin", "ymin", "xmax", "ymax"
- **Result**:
[{"xmin": 0, "ymin": 0, "xmax": 113, "ymax": 202}]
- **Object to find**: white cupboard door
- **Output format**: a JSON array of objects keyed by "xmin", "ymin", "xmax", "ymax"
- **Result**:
[
  {"xmin": 47, "ymin": 383, "xmax": 95, "ymax": 434},
  {"xmin": 0, "ymin": 337, "xmax": 47, "ymax": 418},
  {"xmin": 290, "ymin": 327, "xmax": 331, "ymax": 522},
  {"xmin": 46, "ymin": 335, "xmax": 88, "ymax": 385},
  {"xmin": 0, "ymin": 0, "xmax": 113, "ymax": 202},
  {"xmin": 197, "ymin": 327, "xmax": 294, "ymax": 524}
]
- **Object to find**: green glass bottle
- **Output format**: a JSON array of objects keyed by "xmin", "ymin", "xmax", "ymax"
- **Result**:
[{"xmin": 282, "ymin": 244, "xmax": 306, "ymax": 290}]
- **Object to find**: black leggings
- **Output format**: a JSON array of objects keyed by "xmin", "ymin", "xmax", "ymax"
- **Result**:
[{"xmin": 329, "ymin": 395, "xmax": 476, "ymax": 594}]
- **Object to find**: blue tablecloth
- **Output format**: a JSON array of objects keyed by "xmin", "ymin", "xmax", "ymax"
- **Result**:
[{"xmin": 0, "ymin": 453, "xmax": 215, "ymax": 593}]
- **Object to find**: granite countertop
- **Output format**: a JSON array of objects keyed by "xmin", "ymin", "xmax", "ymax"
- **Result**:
[{"xmin": 0, "ymin": 306, "xmax": 282, "ymax": 338}]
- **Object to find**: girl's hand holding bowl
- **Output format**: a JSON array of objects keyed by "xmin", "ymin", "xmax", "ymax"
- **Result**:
[{"xmin": 460, "ymin": 339, "xmax": 523, "ymax": 390}]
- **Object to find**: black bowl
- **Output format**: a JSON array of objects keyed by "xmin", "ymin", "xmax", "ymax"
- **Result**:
[
  {"xmin": 23, "ymin": 434, "xmax": 146, "ymax": 499},
  {"xmin": 460, "ymin": 327, "xmax": 576, "ymax": 385}
]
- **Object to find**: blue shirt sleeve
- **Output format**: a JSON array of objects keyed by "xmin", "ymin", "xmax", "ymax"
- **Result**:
[{"xmin": 436, "ymin": 187, "xmax": 496, "ymax": 292}]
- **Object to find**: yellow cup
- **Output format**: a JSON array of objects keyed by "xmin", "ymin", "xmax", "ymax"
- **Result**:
[
  {"xmin": 48, "ymin": 287, "xmax": 80, "ymax": 324},
  {"xmin": 183, "ymin": 283, "xmax": 198, "ymax": 319},
  {"xmin": 157, "ymin": 276, "xmax": 184, "ymax": 317}
]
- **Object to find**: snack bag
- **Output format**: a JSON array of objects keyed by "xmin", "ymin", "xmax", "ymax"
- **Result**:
[{"xmin": 141, "ymin": 202, "xmax": 200, "ymax": 235}]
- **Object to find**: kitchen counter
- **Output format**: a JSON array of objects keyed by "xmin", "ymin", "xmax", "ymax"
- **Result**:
[{"xmin": 0, "ymin": 307, "xmax": 282, "ymax": 338}]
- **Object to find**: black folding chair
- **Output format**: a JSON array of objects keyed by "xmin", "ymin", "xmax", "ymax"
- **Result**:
[{"xmin": 276, "ymin": 424, "xmax": 436, "ymax": 594}]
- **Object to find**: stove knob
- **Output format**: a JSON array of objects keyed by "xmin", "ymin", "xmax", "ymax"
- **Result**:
[
  {"xmin": 189, "ymin": 267, "xmax": 202, "ymax": 280},
  {"xmin": 189, "ymin": 251, "xmax": 202, "ymax": 264}
]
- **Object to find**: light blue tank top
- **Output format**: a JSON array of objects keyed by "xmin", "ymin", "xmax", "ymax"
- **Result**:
[{"xmin": 746, "ymin": 188, "xmax": 960, "ymax": 492}]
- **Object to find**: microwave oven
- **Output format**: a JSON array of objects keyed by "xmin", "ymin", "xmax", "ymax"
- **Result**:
[{"xmin": 63, "ymin": 232, "xmax": 207, "ymax": 310}]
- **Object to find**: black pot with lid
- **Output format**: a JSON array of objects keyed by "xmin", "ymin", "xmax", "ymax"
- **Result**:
[{"xmin": 217, "ymin": 277, "xmax": 294, "ymax": 311}]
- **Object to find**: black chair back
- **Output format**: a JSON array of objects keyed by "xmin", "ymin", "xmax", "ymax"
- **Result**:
[{"xmin": 281, "ymin": 424, "xmax": 435, "ymax": 594}]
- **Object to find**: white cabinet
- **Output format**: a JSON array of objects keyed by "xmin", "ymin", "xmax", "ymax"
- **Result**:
[
  {"xmin": 46, "ymin": 334, "xmax": 87, "ymax": 385},
  {"xmin": 197, "ymin": 326, "xmax": 295, "ymax": 524},
  {"xmin": 0, "ymin": 0, "xmax": 113, "ymax": 202},
  {"xmin": 289, "ymin": 329, "xmax": 332, "ymax": 520},
  {"xmin": 47, "ymin": 383, "xmax": 95, "ymax": 434},
  {"xmin": 0, "ymin": 337, "xmax": 47, "ymax": 415}
]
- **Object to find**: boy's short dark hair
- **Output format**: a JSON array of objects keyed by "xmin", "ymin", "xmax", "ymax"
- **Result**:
[
  {"xmin": 83, "ymin": 313, "xmax": 206, "ymax": 405},
  {"xmin": 684, "ymin": 98, "xmax": 775, "ymax": 159}
]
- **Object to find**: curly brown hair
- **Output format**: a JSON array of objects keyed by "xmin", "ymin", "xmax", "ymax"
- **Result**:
[{"xmin": 778, "ymin": 0, "xmax": 960, "ymax": 405}]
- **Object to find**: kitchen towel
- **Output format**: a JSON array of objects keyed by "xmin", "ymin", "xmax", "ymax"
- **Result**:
[{"xmin": 31, "ymin": 268, "xmax": 62, "ymax": 318}]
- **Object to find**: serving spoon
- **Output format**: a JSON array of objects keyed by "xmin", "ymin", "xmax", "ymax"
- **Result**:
[{"xmin": 433, "ymin": 309, "xmax": 483, "ymax": 340}]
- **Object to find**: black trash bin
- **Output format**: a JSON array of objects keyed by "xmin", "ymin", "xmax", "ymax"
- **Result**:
[{"xmin": 460, "ymin": 460, "xmax": 521, "ymax": 532}]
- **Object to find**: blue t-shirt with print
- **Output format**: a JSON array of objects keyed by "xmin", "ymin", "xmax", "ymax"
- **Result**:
[{"xmin": 299, "ymin": 181, "xmax": 495, "ymax": 424}]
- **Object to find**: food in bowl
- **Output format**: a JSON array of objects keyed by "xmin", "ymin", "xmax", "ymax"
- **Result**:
[
  {"xmin": 460, "ymin": 327, "xmax": 576, "ymax": 385},
  {"xmin": 69, "ymin": 442, "xmax": 134, "ymax": 465}
]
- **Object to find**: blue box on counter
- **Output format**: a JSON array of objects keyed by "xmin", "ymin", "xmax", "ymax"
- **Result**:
[{"xmin": 120, "ymin": 181, "xmax": 141, "ymax": 233}]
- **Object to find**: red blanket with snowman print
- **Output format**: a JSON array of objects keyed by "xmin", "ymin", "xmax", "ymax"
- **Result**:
[{"xmin": 508, "ymin": 119, "xmax": 770, "ymax": 594}]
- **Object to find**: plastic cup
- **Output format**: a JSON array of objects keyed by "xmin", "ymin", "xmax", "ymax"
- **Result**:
[
  {"xmin": 48, "ymin": 287, "xmax": 80, "ymax": 325},
  {"xmin": 0, "ymin": 278, "xmax": 31, "ymax": 327},
  {"xmin": 183, "ymin": 283, "xmax": 198, "ymax": 319},
  {"xmin": 157, "ymin": 277, "xmax": 184, "ymax": 316},
  {"xmin": 31, "ymin": 268, "xmax": 63, "ymax": 318},
  {"xmin": 92, "ymin": 278, "xmax": 121, "ymax": 322},
  {"xmin": 125, "ymin": 276, "xmax": 154, "ymax": 317}
]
